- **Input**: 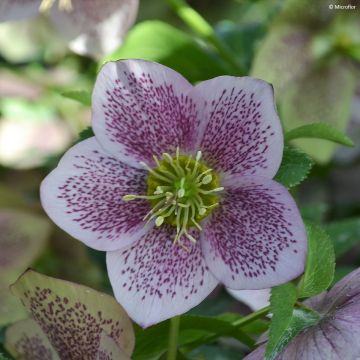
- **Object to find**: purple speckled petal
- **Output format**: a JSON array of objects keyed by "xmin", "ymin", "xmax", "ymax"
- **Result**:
[
  {"xmin": 193, "ymin": 76, "xmax": 283, "ymax": 178},
  {"xmin": 246, "ymin": 268, "xmax": 360, "ymax": 360},
  {"xmin": 243, "ymin": 344, "xmax": 266, "ymax": 360},
  {"xmin": 50, "ymin": 0, "xmax": 138, "ymax": 58},
  {"xmin": 107, "ymin": 225, "xmax": 219, "ymax": 327},
  {"xmin": 201, "ymin": 175, "xmax": 306, "ymax": 289},
  {"xmin": 227, "ymin": 288, "xmax": 271, "ymax": 311},
  {"xmin": 40, "ymin": 137, "xmax": 151, "ymax": 251},
  {"xmin": 0, "ymin": 0, "xmax": 40, "ymax": 22},
  {"xmin": 92, "ymin": 59, "xmax": 204, "ymax": 167}
]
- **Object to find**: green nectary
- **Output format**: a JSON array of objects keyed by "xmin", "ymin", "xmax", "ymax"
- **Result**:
[{"xmin": 123, "ymin": 148, "xmax": 224, "ymax": 247}]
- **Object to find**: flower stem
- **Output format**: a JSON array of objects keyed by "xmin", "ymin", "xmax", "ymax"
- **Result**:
[
  {"xmin": 232, "ymin": 305, "xmax": 270, "ymax": 327},
  {"xmin": 184, "ymin": 306, "xmax": 270, "ymax": 351},
  {"xmin": 167, "ymin": 316, "xmax": 181, "ymax": 360},
  {"xmin": 165, "ymin": 0, "xmax": 244, "ymax": 75}
]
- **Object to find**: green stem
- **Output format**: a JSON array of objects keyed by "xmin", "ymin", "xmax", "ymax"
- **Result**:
[
  {"xmin": 167, "ymin": 316, "xmax": 181, "ymax": 360},
  {"xmin": 165, "ymin": 0, "xmax": 244, "ymax": 75},
  {"xmin": 184, "ymin": 306, "xmax": 270, "ymax": 351},
  {"xmin": 232, "ymin": 305, "xmax": 270, "ymax": 327}
]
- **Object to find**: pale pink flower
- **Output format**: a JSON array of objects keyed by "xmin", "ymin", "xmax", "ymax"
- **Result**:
[{"xmin": 41, "ymin": 59, "xmax": 307, "ymax": 327}]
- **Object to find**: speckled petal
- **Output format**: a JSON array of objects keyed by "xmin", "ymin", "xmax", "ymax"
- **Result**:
[
  {"xmin": 193, "ymin": 76, "xmax": 283, "ymax": 178},
  {"xmin": 11, "ymin": 270, "xmax": 135, "ymax": 358},
  {"xmin": 92, "ymin": 59, "xmax": 203, "ymax": 168},
  {"xmin": 107, "ymin": 225, "xmax": 219, "ymax": 327},
  {"xmin": 49, "ymin": 0, "xmax": 139, "ymax": 58},
  {"xmin": 0, "ymin": 0, "xmax": 40, "ymax": 22},
  {"xmin": 40, "ymin": 137, "xmax": 151, "ymax": 251},
  {"xmin": 201, "ymin": 176, "xmax": 306, "ymax": 289},
  {"xmin": 227, "ymin": 288, "xmax": 271, "ymax": 311},
  {"xmin": 5, "ymin": 318, "xmax": 60, "ymax": 360}
]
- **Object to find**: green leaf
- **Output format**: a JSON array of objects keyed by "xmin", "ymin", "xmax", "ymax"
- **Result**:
[
  {"xmin": 265, "ymin": 283, "xmax": 297, "ymax": 360},
  {"xmin": 325, "ymin": 217, "xmax": 360, "ymax": 257},
  {"xmin": 78, "ymin": 126, "xmax": 95, "ymax": 142},
  {"xmin": 265, "ymin": 308, "xmax": 321, "ymax": 360},
  {"xmin": 133, "ymin": 314, "xmax": 256, "ymax": 360},
  {"xmin": 102, "ymin": 21, "xmax": 228, "ymax": 83},
  {"xmin": 285, "ymin": 123, "xmax": 354, "ymax": 146},
  {"xmin": 298, "ymin": 223, "xmax": 335, "ymax": 298},
  {"xmin": 11, "ymin": 270, "xmax": 134, "ymax": 358},
  {"xmin": 274, "ymin": 146, "xmax": 313, "ymax": 188},
  {"xmin": 300, "ymin": 202, "xmax": 328, "ymax": 223},
  {"xmin": 61, "ymin": 90, "xmax": 91, "ymax": 106}
]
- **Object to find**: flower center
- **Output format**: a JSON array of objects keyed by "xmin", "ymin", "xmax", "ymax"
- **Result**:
[
  {"xmin": 39, "ymin": 0, "xmax": 73, "ymax": 13},
  {"xmin": 123, "ymin": 148, "xmax": 224, "ymax": 249}
]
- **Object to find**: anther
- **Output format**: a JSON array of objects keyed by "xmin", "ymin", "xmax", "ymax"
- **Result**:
[
  {"xmin": 177, "ymin": 189, "xmax": 185, "ymax": 198},
  {"xmin": 155, "ymin": 216, "xmax": 164, "ymax": 227},
  {"xmin": 199, "ymin": 208, "xmax": 206, "ymax": 216},
  {"xmin": 201, "ymin": 174, "xmax": 213, "ymax": 185}
]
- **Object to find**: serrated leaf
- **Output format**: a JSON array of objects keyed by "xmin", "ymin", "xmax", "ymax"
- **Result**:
[
  {"xmin": 274, "ymin": 146, "xmax": 313, "ymax": 188},
  {"xmin": 298, "ymin": 223, "xmax": 335, "ymax": 298},
  {"xmin": 285, "ymin": 122, "xmax": 354, "ymax": 146},
  {"xmin": 61, "ymin": 90, "xmax": 91, "ymax": 106},
  {"xmin": 325, "ymin": 217, "xmax": 360, "ymax": 257},
  {"xmin": 102, "ymin": 21, "xmax": 228, "ymax": 83},
  {"xmin": 264, "ymin": 308, "xmax": 321, "ymax": 360},
  {"xmin": 265, "ymin": 283, "xmax": 297, "ymax": 360},
  {"xmin": 11, "ymin": 270, "xmax": 134, "ymax": 358}
]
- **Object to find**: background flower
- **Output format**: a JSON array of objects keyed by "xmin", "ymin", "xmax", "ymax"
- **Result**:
[{"xmin": 0, "ymin": 0, "xmax": 139, "ymax": 58}]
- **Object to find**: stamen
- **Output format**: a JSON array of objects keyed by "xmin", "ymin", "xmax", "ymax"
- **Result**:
[
  {"xmin": 122, "ymin": 194, "xmax": 165, "ymax": 201},
  {"xmin": 190, "ymin": 203, "xmax": 202, "ymax": 231},
  {"xmin": 123, "ymin": 148, "xmax": 223, "ymax": 248},
  {"xmin": 143, "ymin": 199, "xmax": 167, "ymax": 221},
  {"xmin": 196, "ymin": 168, "xmax": 212, "ymax": 182},
  {"xmin": 177, "ymin": 178, "xmax": 186, "ymax": 198},
  {"xmin": 198, "ymin": 187, "xmax": 224, "ymax": 195},
  {"xmin": 140, "ymin": 161, "xmax": 173, "ymax": 183},
  {"xmin": 191, "ymin": 151, "xmax": 202, "ymax": 176}
]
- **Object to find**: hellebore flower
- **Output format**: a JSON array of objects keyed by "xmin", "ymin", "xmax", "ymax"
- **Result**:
[
  {"xmin": 41, "ymin": 59, "xmax": 307, "ymax": 327},
  {"xmin": 0, "ymin": 0, "xmax": 138, "ymax": 58},
  {"xmin": 245, "ymin": 268, "xmax": 360, "ymax": 360}
]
